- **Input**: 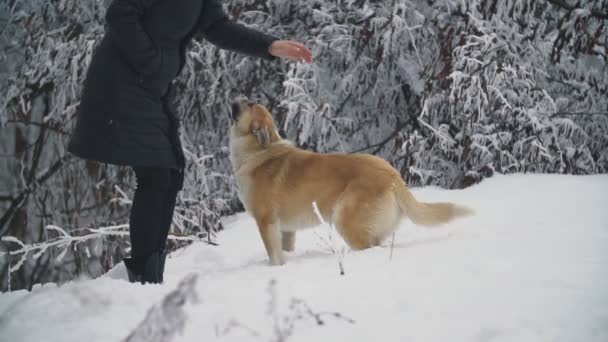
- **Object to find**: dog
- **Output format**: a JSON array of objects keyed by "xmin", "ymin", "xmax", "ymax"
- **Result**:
[{"xmin": 229, "ymin": 96, "xmax": 473, "ymax": 265}]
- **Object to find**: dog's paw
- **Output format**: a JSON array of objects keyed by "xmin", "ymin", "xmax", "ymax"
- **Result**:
[{"xmin": 268, "ymin": 255, "xmax": 286, "ymax": 266}]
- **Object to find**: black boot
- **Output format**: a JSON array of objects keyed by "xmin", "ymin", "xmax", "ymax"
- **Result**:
[
  {"xmin": 123, "ymin": 251, "xmax": 166, "ymax": 284},
  {"xmin": 123, "ymin": 257, "xmax": 142, "ymax": 283},
  {"xmin": 158, "ymin": 250, "xmax": 167, "ymax": 283}
]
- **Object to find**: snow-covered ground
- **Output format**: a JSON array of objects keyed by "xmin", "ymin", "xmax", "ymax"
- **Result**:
[{"xmin": 1, "ymin": 174, "xmax": 607, "ymax": 342}]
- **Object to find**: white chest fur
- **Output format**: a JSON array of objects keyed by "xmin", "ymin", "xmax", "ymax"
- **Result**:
[{"xmin": 229, "ymin": 130, "xmax": 252, "ymax": 211}]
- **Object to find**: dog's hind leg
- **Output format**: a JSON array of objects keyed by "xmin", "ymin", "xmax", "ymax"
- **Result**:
[
  {"xmin": 333, "ymin": 191, "xmax": 375, "ymax": 250},
  {"xmin": 282, "ymin": 231, "xmax": 296, "ymax": 252},
  {"xmin": 369, "ymin": 191, "xmax": 402, "ymax": 246},
  {"xmin": 335, "ymin": 215, "xmax": 374, "ymax": 250},
  {"xmin": 334, "ymin": 185, "xmax": 401, "ymax": 250}
]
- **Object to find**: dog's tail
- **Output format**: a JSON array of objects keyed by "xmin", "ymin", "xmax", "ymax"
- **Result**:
[{"xmin": 394, "ymin": 183, "xmax": 474, "ymax": 227}]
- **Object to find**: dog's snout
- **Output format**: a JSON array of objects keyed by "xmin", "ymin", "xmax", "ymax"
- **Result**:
[
  {"xmin": 231, "ymin": 95, "xmax": 254, "ymax": 121},
  {"xmin": 231, "ymin": 101, "xmax": 241, "ymax": 121}
]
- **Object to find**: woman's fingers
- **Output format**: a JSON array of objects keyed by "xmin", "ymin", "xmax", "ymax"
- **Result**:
[
  {"xmin": 277, "ymin": 41, "xmax": 304, "ymax": 60},
  {"xmin": 286, "ymin": 40, "xmax": 308, "ymax": 50},
  {"xmin": 287, "ymin": 41, "xmax": 313, "ymax": 62},
  {"xmin": 269, "ymin": 40, "xmax": 313, "ymax": 63},
  {"xmin": 290, "ymin": 42, "xmax": 313, "ymax": 62}
]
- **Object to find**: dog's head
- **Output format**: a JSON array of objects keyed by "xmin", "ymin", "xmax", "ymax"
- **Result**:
[{"xmin": 230, "ymin": 96, "xmax": 279, "ymax": 149}]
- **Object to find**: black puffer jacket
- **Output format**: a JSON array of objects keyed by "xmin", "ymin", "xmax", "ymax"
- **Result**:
[{"xmin": 68, "ymin": 0, "xmax": 277, "ymax": 170}]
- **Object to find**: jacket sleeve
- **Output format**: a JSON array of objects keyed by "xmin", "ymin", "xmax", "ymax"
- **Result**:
[
  {"xmin": 105, "ymin": 0, "xmax": 161, "ymax": 76},
  {"xmin": 198, "ymin": 0, "xmax": 278, "ymax": 61}
]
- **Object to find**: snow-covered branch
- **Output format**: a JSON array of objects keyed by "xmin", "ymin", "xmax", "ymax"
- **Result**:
[{"xmin": 1, "ymin": 223, "xmax": 212, "ymax": 274}]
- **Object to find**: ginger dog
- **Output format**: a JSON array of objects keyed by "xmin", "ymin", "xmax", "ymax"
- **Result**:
[{"xmin": 229, "ymin": 96, "xmax": 473, "ymax": 265}]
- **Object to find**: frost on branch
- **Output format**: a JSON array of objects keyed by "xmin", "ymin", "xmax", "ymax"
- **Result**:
[{"xmin": 1, "ymin": 223, "xmax": 214, "ymax": 275}]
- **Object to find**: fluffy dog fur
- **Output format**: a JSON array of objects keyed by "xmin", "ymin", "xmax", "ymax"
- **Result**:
[{"xmin": 229, "ymin": 97, "xmax": 473, "ymax": 265}]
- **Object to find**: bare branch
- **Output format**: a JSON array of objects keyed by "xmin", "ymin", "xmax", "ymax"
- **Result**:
[
  {"xmin": 0, "ymin": 155, "xmax": 71, "ymax": 236},
  {"xmin": 350, "ymin": 118, "xmax": 412, "ymax": 154}
]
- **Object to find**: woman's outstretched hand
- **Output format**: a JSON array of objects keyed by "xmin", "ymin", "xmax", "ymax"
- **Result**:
[{"xmin": 269, "ymin": 40, "xmax": 313, "ymax": 63}]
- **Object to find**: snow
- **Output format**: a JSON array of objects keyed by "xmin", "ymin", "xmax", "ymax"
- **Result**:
[{"xmin": 1, "ymin": 174, "xmax": 607, "ymax": 342}]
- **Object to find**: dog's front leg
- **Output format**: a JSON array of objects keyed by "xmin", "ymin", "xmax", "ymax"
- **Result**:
[{"xmin": 256, "ymin": 218, "xmax": 284, "ymax": 265}]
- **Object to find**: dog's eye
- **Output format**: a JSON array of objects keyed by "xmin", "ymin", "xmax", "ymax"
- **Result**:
[{"xmin": 247, "ymin": 102, "xmax": 254, "ymax": 107}]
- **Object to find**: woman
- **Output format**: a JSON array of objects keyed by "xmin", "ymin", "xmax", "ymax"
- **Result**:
[{"xmin": 67, "ymin": 0, "xmax": 312, "ymax": 284}]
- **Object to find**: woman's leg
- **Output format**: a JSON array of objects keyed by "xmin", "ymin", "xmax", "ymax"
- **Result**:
[
  {"xmin": 130, "ymin": 167, "xmax": 173, "ymax": 259},
  {"xmin": 157, "ymin": 168, "xmax": 182, "ymax": 252},
  {"xmin": 127, "ymin": 167, "xmax": 181, "ymax": 283}
]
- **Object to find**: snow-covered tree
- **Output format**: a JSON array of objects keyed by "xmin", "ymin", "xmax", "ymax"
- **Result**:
[{"xmin": 270, "ymin": 0, "xmax": 608, "ymax": 187}]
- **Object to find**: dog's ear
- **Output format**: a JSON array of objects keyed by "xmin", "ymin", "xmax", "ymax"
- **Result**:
[{"xmin": 252, "ymin": 123, "xmax": 270, "ymax": 148}]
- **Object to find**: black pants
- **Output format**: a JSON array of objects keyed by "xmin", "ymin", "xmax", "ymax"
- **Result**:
[{"xmin": 129, "ymin": 167, "xmax": 182, "ymax": 259}]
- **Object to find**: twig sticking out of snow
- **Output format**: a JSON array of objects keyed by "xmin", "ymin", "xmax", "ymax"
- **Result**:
[
  {"xmin": 215, "ymin": 279, "xmax": 355, "ymax": 341},
  {"xmin": 266, "ymin": 279, "xmax": 355, "ymax": 342},
  {"xmin": 124, "ymin": 273, "xmax": 199, "ymax": 342},
  {"xmin": 214, "ymin": 319, "xmax": 261, "ymax": 339},
  {"xmin": 311, "ymin": 201, "xmax": 347, "ymax": 276},
  {"xmin": 390, "ymin": 232, "xmax": 396, "ymax": 262}
]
